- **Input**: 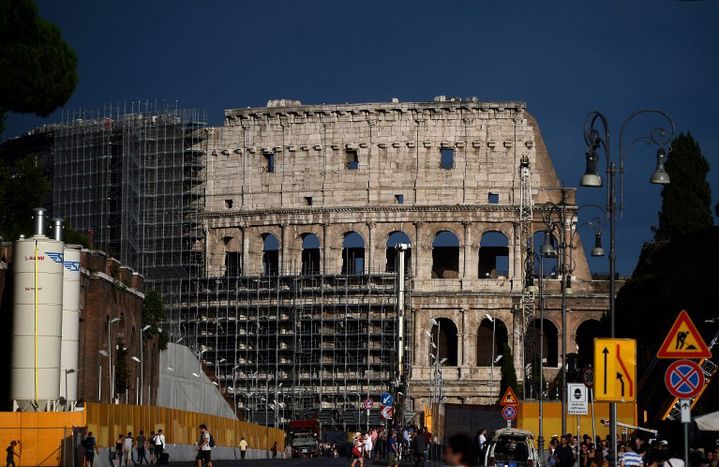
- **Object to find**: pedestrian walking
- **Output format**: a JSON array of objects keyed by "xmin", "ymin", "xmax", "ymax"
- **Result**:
[
  {"xmin": 476, "ymin": 428, "xmax": 487, "ymax": 466},
  {"xmin": 555, "ymin": 435, "xmax": 575, "ymax": 467},
  {"xmin": 387, "ymin": 432, "xmax": 399, "ymax": 467},
  {"xmin": 114, "ymin": 434, "xmax": 124, "ymax": 467},
  {"xmin": 122, "ymin": 432, "xmax": 134, "ymax": 467},
  {"xmin": 82, "ymin": 433, "xmax": 99, "ymax": 467},
  {"xmin": 621, "ymin": 441, "xmax": 644, "ymax": 467},
  {"xmin": 135, "ymin": 430, "xmax": 148, "ymax": 465},
  {"xmin": 196, "ymin": 424, "xmax": 213, "ymax": 467},
  {"xmin": 148, "ymin": 432, "xmax": 156, "ymax": 464},
  {"xmin": 239, "ymin": 437, "xmax": 248, "ymax": 459},
  {"xmin": 271, "ymin": 441, "xmax": 277, "ymax": 459},
  {"xmin": 350, "ymin": 433, "xmax": 365, "ymax": 467},
  {"xmin": 5, "ymin": 440, "xmax": 20, "ymax": 467},
  {"xmin": 152, "ymin": 429, "xmax": 166, "ymax": 463}
]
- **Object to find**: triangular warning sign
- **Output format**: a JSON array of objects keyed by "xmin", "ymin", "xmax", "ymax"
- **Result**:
[
  {"xmin": 657, "ymin": 310, "xmax": 711, "ymax": 359},
  {"xmin": 500, "ymin": 386, "xmax": 519, "ymax": 406}
]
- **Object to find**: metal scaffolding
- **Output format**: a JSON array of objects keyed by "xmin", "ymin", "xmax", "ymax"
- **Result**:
[
  {"xmin": 180, "ymin": 271, "xmax": 411, "ymax": 428},
  {"xmin": 53, "ymin": 101, "xmax": 207, "ymax": 313}
]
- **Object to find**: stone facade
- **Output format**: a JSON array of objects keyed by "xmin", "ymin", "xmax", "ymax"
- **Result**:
[{"xmin": 199, "ymin": 98, "xmax": 610, "ymax": 409}]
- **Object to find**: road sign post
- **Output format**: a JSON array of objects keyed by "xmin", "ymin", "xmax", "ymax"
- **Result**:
[
  {"xmin": 665, "ymin": 360, "xmax": 705, "ymax": 399},
  {"xmin": 594, "ymin": 338, "xmax": 637, "ymax": 402},
  {"xmin": 501, "ymin": 405, "xmax": 517, "ymax": 428},
  {"xmin": 680, "ymin": 399, "xmax": 691, "ymax": 467}
]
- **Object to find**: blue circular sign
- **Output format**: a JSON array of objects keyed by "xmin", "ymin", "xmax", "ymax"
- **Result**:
[
  {"xmin": 381, "ymin": 392, "xmax": 394, "ymax": 406},
  {"xmin": 665, "ymin": 359, "xmax": 704, "ymax": 399},
  {"xmin": 502, "ymin": 405, "xmax": 517, "ymax": 421}
]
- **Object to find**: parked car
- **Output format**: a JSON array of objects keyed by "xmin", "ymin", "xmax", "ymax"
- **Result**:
[{"xmin": 485, "ymin": 428, "xmax": 540, "ymax": 467}]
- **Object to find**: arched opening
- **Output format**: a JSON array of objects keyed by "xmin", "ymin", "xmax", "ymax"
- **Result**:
[
  {"xmin": 429, "ymin": 318, "xmax": 458, "ymax": 366},
  {"xmin": 224, "ymin": 236, "xmax": 242, "ymax": 277},
  {"xmin": 576, "ymin": 319, "xmax": 603, "ymax": 368},
  {"xmin": 385, "ymin": 231, "xmax": 412, "ymax": 273},
  {"xmin": 526, "ymin": 319, "xmax": 559, "ymax": 367},
  {"xmin": 262, "ymin": 233, "xmax": 280, "ymax": 276},
  {"xmin": 432, "ymin": 231, "xmax": 460, "ymax": 278},
  {"xmin": 478, "ymin": 231, "xmax": 509, "ymax": 278},
  {"xmin": 341, "ymin": 231, "xmax": 365, "ymax": 275},
  {"xmin": 476, "ymin": 317, "xmax": 509, "ymax": 366},
  {"xmin": 301, "ymin": 233, "xmax": 321, "ymax": 275},
  {"xmin": 533, "ymin": 231, "xmax": 558, "ymax": 279}
]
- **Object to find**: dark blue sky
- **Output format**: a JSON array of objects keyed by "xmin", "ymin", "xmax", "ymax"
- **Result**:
[{"xmin": 4, "ymin": 0, "xmax": 718, "ymax": 274}]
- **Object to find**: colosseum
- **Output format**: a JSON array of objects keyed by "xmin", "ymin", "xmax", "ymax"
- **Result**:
[
  {"xmin": 198, "ymin": 97, "xmax": 610, "ymax": 422},
  {"xmin": 0, "ymin": 96, "xmax": 611, "ymax": 426}
]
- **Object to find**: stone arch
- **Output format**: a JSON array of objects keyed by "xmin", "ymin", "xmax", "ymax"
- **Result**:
[
  {"xmin": 262, "ymin": 233, "xmax": 280, "ymax": 276},
  {"xmin": 476, "ymin": 316, "xmax": 509, "ymax": 366},
  {"xmin": 341, "ymin": 231, "xmax": 365, "ymax": 275},
  {"xmin": 526, "ymin": 318, "xmax": 559, "ymax": 367},
  {"xmin": 301, "ymin": 233, "xmax": 321, "ymax": 275},
  {"xmin": 385, "ymin": 231, "xmax": 412, "ymax": 273},
  {"xmin": 432, "ymin": 230, "xmax": 460, "ymax": 279},
  {"xmin": 224, "ymin": 236, "xmax": 242, "ymax": 277},
  {"xmin": 478, "ymin": 230, "xmax": 509, "ymax": 278},
  {"xmin": 576, "ymin": 319, "xmax": 603, "ymax": 368},
  {"xmin": 429, "ymin": 317, "xmax": 458, "ymax": 366}
]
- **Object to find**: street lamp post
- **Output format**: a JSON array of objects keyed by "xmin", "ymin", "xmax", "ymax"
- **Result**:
[
  {"xmin": 580, "ymin": 109, "xmax": 674, "ymax": 467},
  {"xmin": 107, "ymin": 317, "xmax": 121, "ymax": 403},
  {"xmin": 485, "ymin": 314, "xmax": 496, "ymax": 393},
  {"xmin": 131, "ymin": 356, "xmax": 141, "ymax": 404},
  {"xmin": 98, "ymin": 350, "xmax": 109, "ymax": 402}
]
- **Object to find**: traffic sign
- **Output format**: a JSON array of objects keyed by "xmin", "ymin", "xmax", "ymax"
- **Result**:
[
  {"xmin": 582, "ymin": 367, "xmax": 594, "ymax": 389},
  {"xmin": 380, "ymin": 405, "xmax": 394, "ymax": 420},
  {"xmin": 657, "ymin": 310, "xmax": 711, "ymax": 359},
  {"xmin": 381, "ymin": 392, "xmax": 394, "ymax": 406},
  {"xmin": 499, "ymin": 386, "xmax": 519, "ymax": 406},
  {"xmin": 680, "ymin": 399, "xmax": 691, "ymax": 423},
  {"xmin": 363, "ymin": 399, "xmax": 373, "ymax": 410},
  {"xmin": 501, "ymin": 405, "xmax": 517, "ymax": 421},
  {"xmin": 594, "ymin": 338, "xmax": 637, "ymax": 402},
  {"xmin": 665, "ymin": 359, "xmax": 705, "ymax": 399},
  {"xmin": 567, "ymin": 383, "xmax": 589, "ymax": 415}
]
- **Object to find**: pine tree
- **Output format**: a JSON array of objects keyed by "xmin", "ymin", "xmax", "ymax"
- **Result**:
[
  {"xmin": 0, "ymin": 0, "xmax": 78, "ymax": 134},
  {"xmin": 654, "ymin": 133, "xmax": 713, "ymax": 241}
]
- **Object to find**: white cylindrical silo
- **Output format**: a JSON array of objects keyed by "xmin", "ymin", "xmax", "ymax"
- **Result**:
[
  {"xmin": 59, "ymin": 244, "xmax": 81, "ymax": 407},
  {"xmin": 11, "ymin": 208, "xmax": 64, "ymax": 411}
]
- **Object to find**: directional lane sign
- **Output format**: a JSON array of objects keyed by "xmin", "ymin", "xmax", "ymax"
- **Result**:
[
  {"xmin": 657, "ymin": 310, "xmax": 711, "ymax": 359},
  {"xmin": 665, "ymin": 359, "xmax": 705, "ymax": 399},
  {"xmin": 381, "ymin": 392, "xmax": 394, "ymax": 406},
  {"xmin": 594, "ymin": 338, "xmax": 637, "ymax": 402}
]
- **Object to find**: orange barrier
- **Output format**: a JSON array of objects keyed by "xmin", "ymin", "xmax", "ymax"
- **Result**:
[
  {"xmin": 0, "ymin": 411, "xmax": 84, "ymax": 466},
  {"xmin": 517, "ymin": 401, "xmax": 637, "ymax": 438},
  {"xmin": 84, "ymin": 403, "xmax": 284, "ymax": 451},
  {"xmin": 0, "ymin": 405, "xmax": 284, "ymax": 466}
]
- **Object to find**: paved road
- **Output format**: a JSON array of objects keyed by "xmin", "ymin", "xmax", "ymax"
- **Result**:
[{"xmin": 168, "ymin": 457, "xmax": 438, "ymax": 466}]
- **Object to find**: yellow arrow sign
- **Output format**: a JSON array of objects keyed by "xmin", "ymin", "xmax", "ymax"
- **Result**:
[{"xmin": 594, "ymin": 338, "xmax": 637, "ymax": 402}]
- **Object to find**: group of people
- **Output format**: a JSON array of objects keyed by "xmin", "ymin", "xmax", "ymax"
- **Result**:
[
  {"xmin": 107, "ymin": 429, "xmax": 166, "ymax": 466},
  {"xmin": 80, "ymin": 429, "xmax": 166, "ymax": 467},
  {"xmin": 349, "ymin": 424, "xmax": 437, "ymax": 467}
]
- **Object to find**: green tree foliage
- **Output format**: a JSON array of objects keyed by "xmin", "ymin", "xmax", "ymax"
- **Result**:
[
  {"xmin": 142, "ymin": 290, "xmax": 169, "ymax": 350},
  {"xmin": 0, "ymin": 0, "xmax": 78, "ymax": 134},
  {"xmin": 63, "ymin": 223, "xmax": 90, "ymax": 248},
  {"xmin": 499, "ymin": 342, "xmax": 518, "ymax": 403},
  {"xmin": 654, "ymin": 133, "xmax": 713, "ymax": 241},
  {"xmin": 0, "ymin": 156, "xmax": 50, "ymax": 241}
]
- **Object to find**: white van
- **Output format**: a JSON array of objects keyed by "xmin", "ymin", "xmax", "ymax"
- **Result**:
[{"xmin": 485, "ymin": 428, "xmax": 540, "ymax": 467}]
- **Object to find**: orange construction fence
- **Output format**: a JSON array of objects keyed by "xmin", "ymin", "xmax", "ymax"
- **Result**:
[
  {"xmin": 517, "ymin": 401, "xmax": 637, "ymax": 438},
  {"xmin": 0, "ymin": 404, "xmax": 284, "ymax": 466}
]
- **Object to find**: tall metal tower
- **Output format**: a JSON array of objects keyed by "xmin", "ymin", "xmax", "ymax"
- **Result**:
[{"xmin": 518, "ymin": 155, "xmax": 536, "ymax": 398}]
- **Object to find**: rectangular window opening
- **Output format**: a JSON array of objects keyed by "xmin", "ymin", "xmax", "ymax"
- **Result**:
[
  {"xmin": 488, "ymin": 193, "xmax": 500, "ymax": 204},
  {"xmin": 440, "ymin": 148, "xmax": 455, "ymax": 170},
  {"xmin": 345, "ymin": 150, "xmax": 359, "ymax": 170},
  {"xmin": 395, "ymin": 194, "xmax": 404, "ymax": 204},
  {"xmin": 305, "ymin": 196, "xmax": 313, "ymax": 206},
  {"xmin": 263, "ymin": 153, "xmax": 275, "ymax": 173},
  {"xmin": 224, "ymin": 199, "xmax": 233, "ymax": 209}
]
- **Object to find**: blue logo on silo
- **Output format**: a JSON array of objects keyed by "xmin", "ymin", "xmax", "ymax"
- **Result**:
[{"xmin": 46, "ymin": 252, "xmax": 64, "ymax": 264}]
